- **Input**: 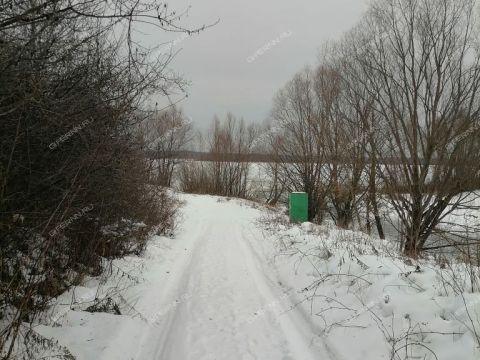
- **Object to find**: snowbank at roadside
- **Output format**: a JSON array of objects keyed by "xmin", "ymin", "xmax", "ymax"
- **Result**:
[
  {"xmin": 253, "ymin": 211, "xmax": 480, "ymax": 360},
  {"xmin": 24, "ymin": 233, "xmax": 188, "ymax": 359},
  {"xmin": 6, "ymin": 194, "xmax": 479, "ymax": 360}
]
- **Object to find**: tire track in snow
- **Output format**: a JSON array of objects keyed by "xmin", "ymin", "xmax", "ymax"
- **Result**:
[
  {"xmin": 136, "ymin": 222, "xmax": 214, "ymax": 359},
  {"xmin": 240, "ymin": 223, "xmax": 345, "ymax": 360},
  {"xmin": 105, "ymin": 195, "xmax": 334, "ymax": 360},
  {"xmin": 237, "ymin": 223, "xmax": 329, "ymax": 360}
]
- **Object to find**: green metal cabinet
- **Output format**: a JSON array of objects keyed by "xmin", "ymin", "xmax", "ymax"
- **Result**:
[{"xmin": 289, "ymin": 192, "xmax": 308, "ymax": 223}]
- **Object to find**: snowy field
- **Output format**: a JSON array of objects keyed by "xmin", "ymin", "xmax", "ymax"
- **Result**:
[{"xmin": 21, "ymin": 193, "xmax": 479, "ymax": 360}]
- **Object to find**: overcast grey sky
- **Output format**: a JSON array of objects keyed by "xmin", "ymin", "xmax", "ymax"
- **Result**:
[{"xmin": 146, "ymin": 0, "xmax": 368, "ymax": 128}]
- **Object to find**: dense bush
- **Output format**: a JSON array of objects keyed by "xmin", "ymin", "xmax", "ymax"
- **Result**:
[
  {"xmin": 0, "ymin": 1, "xmax": 196, "ymax": 357},
  {"xmin": 178, "ymin": 114, "xmax": 259, "ymax": 198}
]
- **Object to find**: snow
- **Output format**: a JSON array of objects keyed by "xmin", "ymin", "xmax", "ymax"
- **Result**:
[
  {"xmin": 258, "ymin": 213, "xmax": 480, "ymax": 360},
  {"xmin": 27, "ymin": 194, "xmax": 480, "ymax": 359}
]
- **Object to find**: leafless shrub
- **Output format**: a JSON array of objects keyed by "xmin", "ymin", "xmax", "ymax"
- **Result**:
[
  {"xmin": 143, "ymin": 107, "xmax": 193, "ymax": 187},
  {"xmin": 0, "ymin": 0, "xmax": 209, "ymax": 357},
  {"xmin": 179, "ymin": 114, "xmax": 259, "ymax": 198}
]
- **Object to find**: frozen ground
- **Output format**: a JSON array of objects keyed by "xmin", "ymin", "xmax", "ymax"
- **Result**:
[
  {"xmin": 35, "ymin": 195, "xmax": 326, "ymax": 359},
  {"xmin": 30, "ymin": 194, "xmax": 479, "ymax": 360}
]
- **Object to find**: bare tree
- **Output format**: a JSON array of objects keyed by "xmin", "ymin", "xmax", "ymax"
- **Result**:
[
  {"xmin": 179, "ymin": 114, "xmax": 259, "ymax": 198},
  {"xmin": 270, "ymin": 65, "xmax": 369, "ymax": 226},
  {"xmin": 329, "ymin": 42, "xmax": 388, "ymax": 238},
  {"xmin": 313, "ymin": 65, "xmax": 368, "ymax": 228},
  {"xmin": 145, "ymin": 107, "xmax": 192, "ymax": 186},
  {"xmin": 257, "ymin": 121, "xmax": 288, "ymax": 206},
  {"xmin": 348, "ymin": 0, "xmax": 480, "ymax": 255},
  {"xmin": 208, "ymin": 114, "xmax": 258, "ymax": 198},
  {"xmin": 270, "ymin": 68, "xmax": 329, "ymax": 222}
]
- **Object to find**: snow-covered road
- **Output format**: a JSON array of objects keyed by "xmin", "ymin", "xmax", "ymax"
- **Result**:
[
  {"xmin": 35, "ymin": 194, "xmax": 480, "ymax": 360},
  {"xmin": 38, "ymin": 194, "xmax": 328, "ymax": 360},
  {"xmin": 132, "ymin": 195, "xmax": 325, "ymax": 360}
]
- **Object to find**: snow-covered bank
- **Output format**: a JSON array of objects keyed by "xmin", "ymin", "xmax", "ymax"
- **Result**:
[
  {"xmin": 21, "ymin": 194, "xmax": 480, "ymax": 359},
  {"xmin": 31, "ymin": 195, "xmax": 325, "ymax": 359},
  {"xmin": 255, "ymin": 213, "xmax": 480, "ymax": 360}
]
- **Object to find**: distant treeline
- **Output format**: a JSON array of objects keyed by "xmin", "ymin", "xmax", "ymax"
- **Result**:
[{"xmin": 146, "ymin": 150, "xmax": 462, "ymax": 166}]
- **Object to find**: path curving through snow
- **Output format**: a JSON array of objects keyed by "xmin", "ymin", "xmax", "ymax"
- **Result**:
[
  {"xmin": 36, "ymin": 193, "xmax": 480, "ymax": 360},
  {"xmin": 38, "ymin": 194, "xmax": 330, "ymax": 360},
  {"xmin": 131, "ymin": 195, "xmax": 327, "ymax": 360}
]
